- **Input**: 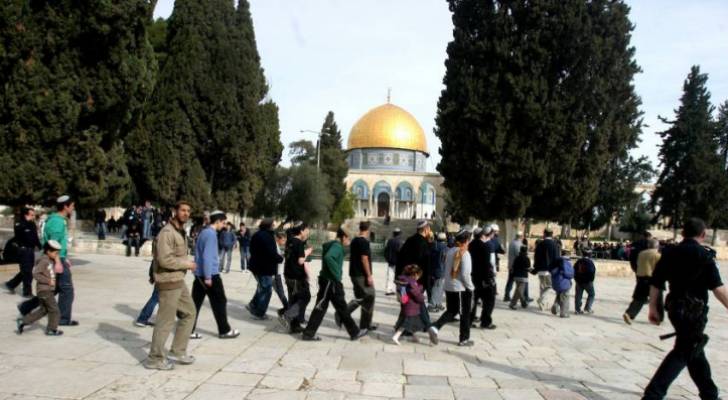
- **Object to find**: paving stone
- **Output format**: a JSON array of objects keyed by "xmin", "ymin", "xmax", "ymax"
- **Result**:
[
  {"xmin": 404, "ymin": 384, "xmax": 454, "ymax": 400},
  {"xmin": 452, "ymin": 387, "xmax": 503, "ymax": 400},
  {"xmin": 208, "ymin": 372, "xmax": 263, "ymax": 387},
  {"xmin": 361, "ymin": 382, "xmax": 404, "ymax": 398},
  {"xmin": 403, "ymin": 360, "xmax": 468, "ymax": 377},
  {"xmin": 497, "ymin": 388, "xmax": 544, "ymax": 400},
  {"xmin": 259, "ymin": 375, "xmax": 304, "ymax": 390},
  {"xmin": 186, "ymin": 383, "xmax": 249, "ymax": 400}
]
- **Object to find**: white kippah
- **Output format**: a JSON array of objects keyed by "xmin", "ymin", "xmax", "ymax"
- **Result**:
[
  {"xmin": 47, "ymin": 240, "xmax": 62, "ymax": 250},
  {"xmin": 210, "ymin": 210, "xmax": 225, "ymax": 217},
  {"xmin": 56, "ymin": 195, "xmax": 70, "ymax": 204}
]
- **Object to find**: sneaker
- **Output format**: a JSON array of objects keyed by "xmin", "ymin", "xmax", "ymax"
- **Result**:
[
  {"xmin": 16, "ymin": 318, "xmax": 24, "ymax": 334},
  {"xmin": 575, "ymin": 310, "xmax": 584, "ymax": 315},
  {"xmin": 46, "ymin": 329, "xmax": 64, "ymax": 336},
  {"xmin": 302, "ymin": 334, "xmax": 322, "ymax": 341},
  {"xmin": 623, "ymin": 313, "xmax": 632, "ymax": 325},
  {"xmin": 585, "ymin": 309, "xmax": 594, "ymax": 314},
  {"xmin": 134, "ymin": 320, "xmax": 148, "ymax": 328},
  {"xmin": 392, "ymin": 335, "xmax": 401, "ymax": 346},
  {"xmin": 482, "ymin": 324, "xmax": 497, "ymax": 330},
  {"xmin": 59, "ymin": 320, "xmax": 79, "ymax": 326},
  {"xmin": 219, "ymin": 329, "xmax": 240, "ymax": 339},
  {"xmin": 457, "ymin": 340, "xmax": 474, "ymax": 347},
  {"xmin": 144, "ymin": 359, "xmax": 175, "ymax": 370},
  {"xmin": 428, "ymin": 326, "xmax": 439, "ymax": 345},
  {"xmin": 251, "ymin": 314, "xmax": 269, "ymax": 321},
  {"xmin": 168, "ymin": 354, "xmax": 195, "ymax": 365},
  {"xmin": 189, "ymin": 332, "xmax": 202, "ymax": 339},
  {"xmin": 351, "ymin": 329, "xmax": 368, "ymax": 341}
]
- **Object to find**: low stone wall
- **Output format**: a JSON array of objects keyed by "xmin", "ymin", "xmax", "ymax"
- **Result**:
[{"xmin": 589, "ymin": 258, "xmax": 633, "ymax": 278}]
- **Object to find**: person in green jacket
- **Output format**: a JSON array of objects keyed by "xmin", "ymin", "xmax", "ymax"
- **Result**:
[
  {"xmin": 301, "ymin": 227, "xmax": 368, "ymax": 342},
  {"xmin": 43, "ymin": 195, "xmax": 78, "ymax": 326}
]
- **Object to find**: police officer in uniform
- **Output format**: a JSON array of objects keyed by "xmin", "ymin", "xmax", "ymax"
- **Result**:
[
  {"xmin": 4, "ymin": 207, "xmax": 41, "ymax": 297},
  {"xmin": 643, "ymin": 218, "xmax": 728, "ymax": 400}
]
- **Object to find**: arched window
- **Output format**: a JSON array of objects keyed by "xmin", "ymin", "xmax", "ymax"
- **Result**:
[{"xmin": 351, "ymin": 180, "xmax": 369, "ymax": 200}]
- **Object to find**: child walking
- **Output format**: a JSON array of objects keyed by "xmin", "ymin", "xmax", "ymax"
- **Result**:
[
  {"xmin": 16, "ymin": 240, "xmax": 64, "ymax": 336},
  {"xmin": 393, "ymin": 264, "xmax": 438, "ymax": 345},
  {"xmin": 509, "ymin": 244, "xmax": 531, "ymax": 309},
  {"xmin": 574, "ymin": 249, "xmax": 596, "ymax": 314},
  {"xmin": 550, "ymin": 249, "xmax": 575, "ymax": 318}
]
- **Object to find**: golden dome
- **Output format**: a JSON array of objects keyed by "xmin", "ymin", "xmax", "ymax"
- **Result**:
[{"xmin": 347, "ymin": 103, "xmax": 428, "ymax": 155}]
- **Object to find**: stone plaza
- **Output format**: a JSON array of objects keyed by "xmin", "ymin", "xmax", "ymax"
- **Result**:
[{"xmin": 0, "ymin": 253, "xmax": 726, "ymax": 400}]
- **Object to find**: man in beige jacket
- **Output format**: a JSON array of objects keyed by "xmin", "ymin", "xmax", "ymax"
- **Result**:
[
  {"xmin": 623, "ymin": 238, "xmax": 661, "ymax": 324},
  {"xmin": 144, "ymin": 201, "xmax": 197, "ymax": 370}
]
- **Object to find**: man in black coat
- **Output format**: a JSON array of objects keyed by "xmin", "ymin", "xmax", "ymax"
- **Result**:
[
  {"xmin": 4, "ymin": 207, "xmax": 41, "ymax": 297},
  {"xmin": 533, "ymin": 228, "xmax": 561, "ymax": 311},
  {"xmin": 469, "ymin": 227, "xmax": 496, "ymax": 329},
  {"xmin": 246, "ymin": 218, "xmax": 283, "ymax": 320},
  {"xmin": 396, "ymin": 221, "xmax": 432, "ymax": 296}
]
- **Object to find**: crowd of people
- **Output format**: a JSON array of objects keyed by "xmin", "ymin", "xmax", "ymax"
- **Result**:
[{"xmin": 5, "ymin": 197, "xmax": 728, "ymax": 400}]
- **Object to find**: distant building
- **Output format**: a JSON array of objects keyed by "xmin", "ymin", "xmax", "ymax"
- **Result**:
[{"xmin": 344, "ymin": 101, "xmax": 445, "ymax": 219}]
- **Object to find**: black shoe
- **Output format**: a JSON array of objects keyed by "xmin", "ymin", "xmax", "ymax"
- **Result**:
[
  {"xmin": 290, "ymin": 325, "xmax": 304, "ymax": 334},
  {"xmin": 302, "ymin": 334, "xmax": 322, "ymax": 341},
  {"xmin": 366, "ymin": 324, "xmax": 378, "ymax": 332},
  {"xmin": 4, "ymin": 282, "xmax": 14, "ymax": 294},
  {"xmin": 351, "ymin": 329, "xmax": 368, "ymax": 341},
  {"xmin": 482, "ymin": 324, "xmax": 497, "ymax": 330},
  {"xmin": 503, "ymin": 297, "xmax": 511, "ymax": 302},
  {"xmin": 59, "ymin": 320, "xmax": 79, "ymax": 326},
  {"xmin": 46, "ymin": 329, "xmax": 64, "ymax": 336}
]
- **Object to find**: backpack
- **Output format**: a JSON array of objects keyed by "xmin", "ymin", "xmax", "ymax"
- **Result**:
[
  {"xmin": 396, "ymin": 282, "xmax": 410, "ymax": 305},
  {"xmin": 561, "ymin": 257, "xmax": 574, "ymax": 280}
]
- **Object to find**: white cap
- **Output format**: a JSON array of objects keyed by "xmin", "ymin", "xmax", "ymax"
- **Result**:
[
  {"xmin": 437, "ymin": 232, "xmax": 447, "ymax": 241},
  {"xmin": 483, "ymin": 226, "xmax": 493, "ymax": 235},
  {"xmin": 56, "ymin": 195, "xmax": 70, "ymax": 204},
  {"xmin": 210, "ymin": 210, "xmax": 225, "ymax": 217},
  {"xmin": 490, "ymin": 224, "xmax": 500, "ymax": 232},
  {"xmin": 46, "ymin": 240, "xmax": 62, "ymax": 250}
]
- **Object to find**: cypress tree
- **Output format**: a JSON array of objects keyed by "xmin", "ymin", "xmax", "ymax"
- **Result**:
[
  {"xmin": 318, "ymin": 111, "xmax": 349, "ymax": 213},
  {"xmin": 716, "ymin": 100, "xmax": 728, "ymax": 170},
  {"xmin": 127, "ymin": 0, "xmax": 281, "ymax": 211},
  {"xmin": 435, "ymin": 0, "xmax": 641, "ymax": 222},
  {"xmin": 0, "ymin": 1, "xmax": 156, "ymax": 207},
  {"xmin": 652, "ymin": 66, "xmax": 728, "ymax": 229}
]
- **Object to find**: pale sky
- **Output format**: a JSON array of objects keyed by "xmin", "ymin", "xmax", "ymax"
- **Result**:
[{"xmin": 153, "ymin": 0, "xmax": 728, "ymax": 173}]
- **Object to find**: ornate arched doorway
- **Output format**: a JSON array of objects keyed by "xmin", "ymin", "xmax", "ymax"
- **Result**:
[{"xmin": 377, "ymin": 192, "xmax": 390, "ymax": 217}]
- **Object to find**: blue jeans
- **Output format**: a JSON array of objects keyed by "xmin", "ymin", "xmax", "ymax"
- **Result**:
[
  {"xmin": 137, "ymin": 288, "xmax": 159, "ymax": 323},
  {"xmin": 249, "ymin": 275, "xmax": 273, "ymax": 317},
  {"xmin": 240, "ymin": 247, "xmax": 250, "ymax": 270},
  {"xmin": 57, "ymin": 259, "xmax": 74, "ymax": 324},
  {"xmin": 574, "ymin": 282, "xmax": 595, "ymax": 312}
]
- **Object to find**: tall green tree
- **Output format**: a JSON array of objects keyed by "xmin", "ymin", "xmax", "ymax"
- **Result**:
[
  {"xmin": 435, "ymin": 0, "xmax": 642, "ymax": 222},
  {"xmin": 318, "ymin": 111, "xmax": 349, "ymax": 209},
  {"xmin": 0, "ymin": 1, "xmax": 157, "ymax": 207},
  {"xmin": 127, "ymin": 0, "xmax": 281, "ymax": 211},
  {"xmin": 652, "ymin": 66, "xmax": 728, "ymax": 229}
]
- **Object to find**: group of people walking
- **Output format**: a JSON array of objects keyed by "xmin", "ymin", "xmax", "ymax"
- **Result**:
[{"xmin": 8, "ymin": 197, "xmax": 728, "ymax": 400}]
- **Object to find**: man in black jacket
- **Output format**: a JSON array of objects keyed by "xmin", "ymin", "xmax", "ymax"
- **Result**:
[
  {"xmin": 5, "ymin": 207, "xmax": 41, "ymax": 297},
  {"xmin": 469, "ymin": 227, "xmax": 496, "ymax": 329},
  {"xmin": 533, "ymin": 228, "xmax": 561, "ymax": 311},
  {"xmin": 642, "ymin": 219, "xmax": 728, "ymax": 400},
  {"xmin": 396, "ymin": 221, "xmax": 432, "ymax": 295},
  {"xmin": 247, "ymin": 218, "xmax": 283, "ymax": 320}
]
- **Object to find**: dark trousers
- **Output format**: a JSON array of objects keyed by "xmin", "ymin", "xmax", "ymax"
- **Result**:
[
  {"xmin": 575, "ymin": 281, "xmax": 595, "ymax": 312},
  {"xmin": 626, "ymin": 277, "xmax": 651, "ymax": 319},
  {"xmin": 6, "ymin": 248, "xmax": 34, "ymax": 296},
  {"xmin": 509, "ymin": 279, "xmax": 529, "ymax": 308},
  {"xmin": 304, "ymin": 277, "xmax": 360, "ymax": 339},
  {"xmin": 284, "ymin": 278, "xmax": 311, "ymax": 329},
  {"xmin": 192, "ymin": 275, "xmax": 231, "ymax": 335},
  {"xmin": 273, "ymin": 274, "xmax": 289, "ymax": 310},
  {"xmin": 22, "ymin": 290, "xmax": 59, "ymax": 331},
  {"xmin": 434, "ymin": 290, "xmax": 472, "ymax": 342},
  {"xmin": 137, "ymin": 287, "xmax": 159, "ymax": 323},
  {"xmin": 248, "ymin": 274, "xmax": 273, "ymax": 317},
  {"xmin": 126, "ymin": 237, "xmax": 140, "ymax": 257},
  {"xmin": 643, "ymin": 334, "xmax": 718, "ymax": 400},
  {"xmin": 471, "ymin": 282, "xmax": 496, "ymax": 327},
  {"xmin": 345, "ymin": 276, "xmax": 376, "ymax": 329},
  {"xmin": 57, "ymin": 259, "xmax": 74, "ymax": 324}
]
